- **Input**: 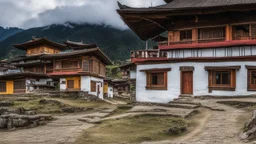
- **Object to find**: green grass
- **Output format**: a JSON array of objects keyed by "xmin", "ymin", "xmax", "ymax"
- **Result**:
[
  {"xmin": 76, "ymin": 115, "xmax": 188, "ymax": 144},
  {"xmin": 13, "ymin": 99, "xmax": 62, "ymax": 114}
]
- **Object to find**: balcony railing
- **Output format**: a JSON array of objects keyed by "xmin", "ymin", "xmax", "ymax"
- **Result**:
[
  {"xmin": 232, "ymin": 36, "xmax": 256, "ymax": 40},
  {"xmin": 158, "ymin": 37, "xmax": 226, "ymax": 46},
  {"xmin": 131, "ymin": 50, "xmax": 167, "ymax": 59}
]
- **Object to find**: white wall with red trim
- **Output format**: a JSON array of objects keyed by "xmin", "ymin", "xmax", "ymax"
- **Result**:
[{"xmin": 136, "ymin": 61, "xmax": 256, "ymax": 103}]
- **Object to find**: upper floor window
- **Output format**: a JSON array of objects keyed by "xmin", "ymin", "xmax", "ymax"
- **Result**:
[
  {"xmin": 199, "ymin": 27, "xmax": 225, "ymax": 40},
  {"xmin": 233, "ymin": 25, "xmax": 250, "ymax": 40},
  {"xmin": 180, "ymin": 30, "xmax": 192, "ymax": 41}
]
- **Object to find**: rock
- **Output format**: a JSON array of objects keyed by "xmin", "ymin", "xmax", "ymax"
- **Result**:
[
  {"xmin": 24, "ymin": 110, "xmax": 37, "ymax": 115},
  {"xmin": 0, "ymin": 101, "xmax": 14, "ymax": 107},
  {"xmin": 7, "ymin": 117, "xmax": 13, "ymax": 129},
  {"xmin": 39, "ymin": 99, "xmax": 64, "ymax": 106},
  {"xmin": 168, "ymin": 124, "xmax": 188, "ymax": 135},
  {"xmin": 13, "ymin": 118, "xmax": 29, "ymax": 127},
  {"xmin": 0, "ymin": 108, "xmax": 9, "ymax": 115},
  {"xmin": 61, "ymin": 107, "xmax": 84, "ymax": 113},
  {"xmin": 0, "ymin": 118, "xmax": 7, "ymax": 128},
  {"xmin": 240, "ymin": 132, "xmax": 249, "ymax": 140},
  {"xmin": 14, "ymin": 97, "xmax": 31, "ymax": 102}
]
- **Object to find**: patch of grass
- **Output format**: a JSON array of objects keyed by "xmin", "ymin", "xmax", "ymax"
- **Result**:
[
  {"xmin": 45, "ymin": 98, "xmax": 115, "ymax": 109},
  {"xmin": 13, "ymin": 99, "xmax": 62, "ymax": 114},
  {"xmin": 76, "ymin": 115, "xmax": 188, "ymax": 144},
  {"xmin": 108, "ymin": 105, "xmax": 133, "ymax": 117}
]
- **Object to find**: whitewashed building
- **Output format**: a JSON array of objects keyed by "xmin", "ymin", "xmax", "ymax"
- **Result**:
[{"xmin": 117, "ymin": 0, "xmax": 256, "ymax": 103}]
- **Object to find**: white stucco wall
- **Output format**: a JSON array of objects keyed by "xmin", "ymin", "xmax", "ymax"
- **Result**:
[
  {"xmin": 35, "ymin": 78, "xmax": 54, "ymax": 86},
  {"xmin": 136, "ymin": 61, "xmax": 256, "ymax": 103},
  {"xmin": 108, "ymin": 85, "xmax": 113, "ymax": 98},
  {"xmin": 81, "ymin": 76, "xmax": 104, "ymax": 99},
  {"xmin": 130, "ymin": 70, "xmax": 136, "ymax": 79},
  {"xmin": 60, "ymin": 78, "xmax": 66, "ymax": 91}
]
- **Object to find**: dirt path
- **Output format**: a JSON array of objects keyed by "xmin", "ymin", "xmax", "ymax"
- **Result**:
[
  {"xmin": 0, "ymin": 111, "xmax": 113, "ymax": 144},
  {"xmin": 143, "ymin": 99, "xmax": 247, "ymax": 144}
]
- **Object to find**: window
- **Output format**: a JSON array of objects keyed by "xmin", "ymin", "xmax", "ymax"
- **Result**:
[
  {"xmin": 246, "ymin": 66, "xmax": 256, "ymax": 91},
  {"xmin": 91, "ymin": 81, "xmax": 96, "ymax": 92},
  {"xmin": 146, "ymin": 72, "xmax": 167, "ymax": 90},
  {"xmin": 83, "ymin": 60, "xmax": 90, "ymax": 71},
  {"xmin": 206, "ymin": 66, "xmax": 240, "ymax": 92},
  {"xmin": 47, "ymin": 81, "xmax": 51, "ymax": 85},
  {"xmin": 180, "ymin": 30, "xmax": 192, "ymax": 41},
  {"xmin": 233, "ymin": 25, "xmax": 250, "ymax": 40},
  {"xmin": 0, "ymin": 82, "xmax": 6, "ymax": 92},
  {"xmin": 62, "ymin": 60, "xmax": 79, "ymax": 69},
  {"xmin": 14, "ymin": 80, "xmax": 25, "ymax": 90},
  {"xmin": 67, "ymin": 80, "xmax": 74, "ymax": 89},
  {"xmin": 214, "ymin": 71, "xmax": 231, "ymax": 85},
  {"xmin": 55, "ymin": 61, "xmax": 61, "ymax": 69},
  {"xmin": 199, "ymin": 27, "xmax": 225, "ymax": 40}
]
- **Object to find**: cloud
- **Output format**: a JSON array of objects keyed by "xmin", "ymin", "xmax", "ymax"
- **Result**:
[{"xmin": 0, "ymin": 0, "xmax": 165, "ymax": 29}]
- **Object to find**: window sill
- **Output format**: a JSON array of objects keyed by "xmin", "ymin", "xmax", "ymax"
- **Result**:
[
  {"xmin": 146, "ymin": 86, "xmax": 167, "ymax": 90},
  {"xmin": 247, "ymin": 89, "xmax": 256, "ymax": 91},
  {"xmin": 209, "ymin": 87, "xmax": 235, "ymax": 92}
]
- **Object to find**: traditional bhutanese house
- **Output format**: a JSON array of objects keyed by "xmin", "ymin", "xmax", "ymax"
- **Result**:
[
  {"xmin": 117, "ymin": 0, "xmax": 256, "ymax": 103},
  {"xmin": 1, "ymin": 37, "xmax": 68, "ymax": 93},
  {"xmin": 103, "ymin": 78, "xmax": 114, "ymax": 98},
  {"xmin": 45, "ymin": 48, "xmax": 112, "ymax": 99},
  {"xmin": 0, "ymin": 72, "xmax": 51, "ymax": 94}
]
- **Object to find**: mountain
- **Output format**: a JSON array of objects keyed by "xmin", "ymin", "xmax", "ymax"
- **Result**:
[
  {"xmin": 0, "ymin": 23, "xmax": 156, "ymax": 61},
  {"xmin": 0, "ymin": 26, "xmax": 23, "ymax": 42}
]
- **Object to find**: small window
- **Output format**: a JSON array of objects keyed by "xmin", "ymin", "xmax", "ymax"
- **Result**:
[
  {"xmin": 14, "ymin": 80, "xmax": 25, "ymax": 90},
  {"xmin": 83, "ymin": 60, "xmax": 90, "ymax": 71},
  {"xmin": 233, "ymin": 25, "xmax": 250, "ymax": 40},
  {"xmin": 67, "ymin": 80, "xmax": 74, "ymax": 89},
  {"xmin": 180, "ymin": 30, "xmax": 192, "ymax": 41},
  {"xmin": 91, "ymin": 81, "xmax": 96, "ymax": 92},
  {"xmin": 61, "ymin": 81, "xmax": 66, "ymax": 84},
  {"xmin": 214, "ymin": 71, "xmax": 231, "ymax": 85},
  {"xmin": 0, "ymin": 82, "xmax": 6, "ymax": 92},
  {"xmin": 47, "ymin": 81, "xmax": 51, "ymax": 85},
  {"xmin": 146, "ymin": 72, "xmax": 167, "ymax": 90}
]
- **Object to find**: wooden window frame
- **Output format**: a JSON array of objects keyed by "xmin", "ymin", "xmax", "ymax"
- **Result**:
[
  {"xmin": 91, "ymin": 81, "xmax": 97, "ymax": 92},
  {"xmin": 141, "ymin": 68, "xmax": 171, "ymax": 90},
  {"xmin": 67, "ymin": 80, "xmax": 75, "ymax": 89},
  {"xmin": 246, "ymin": 65, "xmax": 256, "ymax": 91},
  {"xmin": 180, "ymin": 30, "xmax": 192, "ymax": 41},
  {"xmin": 206, "ymin": 66, "xmax": 239, "ymax": 92},
  {"xmin": 0, "ymin": 82, "xmax": 6, "ymax": 93}
]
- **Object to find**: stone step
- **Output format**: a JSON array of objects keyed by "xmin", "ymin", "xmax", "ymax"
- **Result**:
[
  {"xmin": 167, "ymin": 103, "xmax": 200, "ymax": 109},
  {"xmin": 170, "ymin": 101, "xmax": 201, "ymax": 106},
  {"xmin": 179, "ymin": 94, "xmax": 193, "ymax": 98}
]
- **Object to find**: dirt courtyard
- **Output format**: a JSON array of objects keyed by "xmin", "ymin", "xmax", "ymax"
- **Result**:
[{"xmin": 0, "ymin": 97, "xmax": 256, "ymax": 144}]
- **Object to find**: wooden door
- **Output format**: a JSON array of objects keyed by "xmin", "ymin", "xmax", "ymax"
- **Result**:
[
  {"xmin": 6, "ymin": 81, "xmax": 14, "ymax": 94},
  {"xmin": 181, "ymin": 71, "xmax": 193, "ymax": 95}
]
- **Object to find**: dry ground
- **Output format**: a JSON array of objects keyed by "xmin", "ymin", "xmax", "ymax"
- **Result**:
[{"xmin": 0, "ymin": 97, "xmax": 256, "ymax": 144}]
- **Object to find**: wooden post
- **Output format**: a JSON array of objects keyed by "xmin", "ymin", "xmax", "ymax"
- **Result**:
[
  {"xmin": 192, "ymin": 28, "xmax": 198, "ymax": 43},
  {"xmin": 226, "ymin": 25, "xmax": 232, "ymax": 41}
]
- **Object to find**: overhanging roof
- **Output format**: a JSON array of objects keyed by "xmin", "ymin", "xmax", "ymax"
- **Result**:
[
  {"xmin": 13, "ymin": 38, "xmax": 67, "ymax": 51},
  {"xmin": 64, "ymin": 40, "xmax": 97, "ymax": 49},
  {"xmin": 0, "ymin": 72, "xmax": 49, "ymax": 80},
  {"xmin": 117, "ymin": 0, "xmax": 256, "ymax": 40},
  {"xmin": 42, "ymin": 48, "xmax": 112, "ymax": 65}
]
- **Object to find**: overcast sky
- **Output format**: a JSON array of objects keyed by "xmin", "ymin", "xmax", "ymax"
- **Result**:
[{"xmin": 0, "ymin": 0, "xmax": 165, "ymax": 29}]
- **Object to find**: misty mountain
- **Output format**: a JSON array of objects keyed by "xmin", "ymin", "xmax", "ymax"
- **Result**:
[
  {"xmin": 0, "ymin": 23, "xmax": 155, "ymax": 61},
  {"xmin": 0, "ymin": 26, "xmax": 23, "ymax": 42}
]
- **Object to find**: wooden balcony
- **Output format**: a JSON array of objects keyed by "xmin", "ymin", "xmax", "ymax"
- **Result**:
[
  {"xmin": 159, "ymin": 37, "xmax": 226, "ymax": 46},
  {"xmin": 130, "ymin": 50, "xmax": 167, "ymax": 59}
]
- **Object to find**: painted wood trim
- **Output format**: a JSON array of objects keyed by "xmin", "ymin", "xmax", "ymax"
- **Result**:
[
  {"xmin": 205, "ymin": 66, "xmax": 241, "ymax": 71},
  {"xmin": 140, "ymin": 68, "xmax": 171, "ymax": 72},
  {"xmin": 180, "ymin": 66, "xmax": 195, "ymax": 71}
]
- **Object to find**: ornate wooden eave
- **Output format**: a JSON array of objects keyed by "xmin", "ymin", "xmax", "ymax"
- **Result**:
[
  {"xmin": 204, "ymin": 66, "xmax": 241, "ymax": 71},
  {"xmin": 117, "ymin": 0, "xmax": 256, "ymax": 40},
  {"xmin": 140, "ymin": 68, "xmax": 171, "ymax": 72},
  {"xmin": 13, "ymin": 38, "xmax": 67, "ymax": 51}
]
